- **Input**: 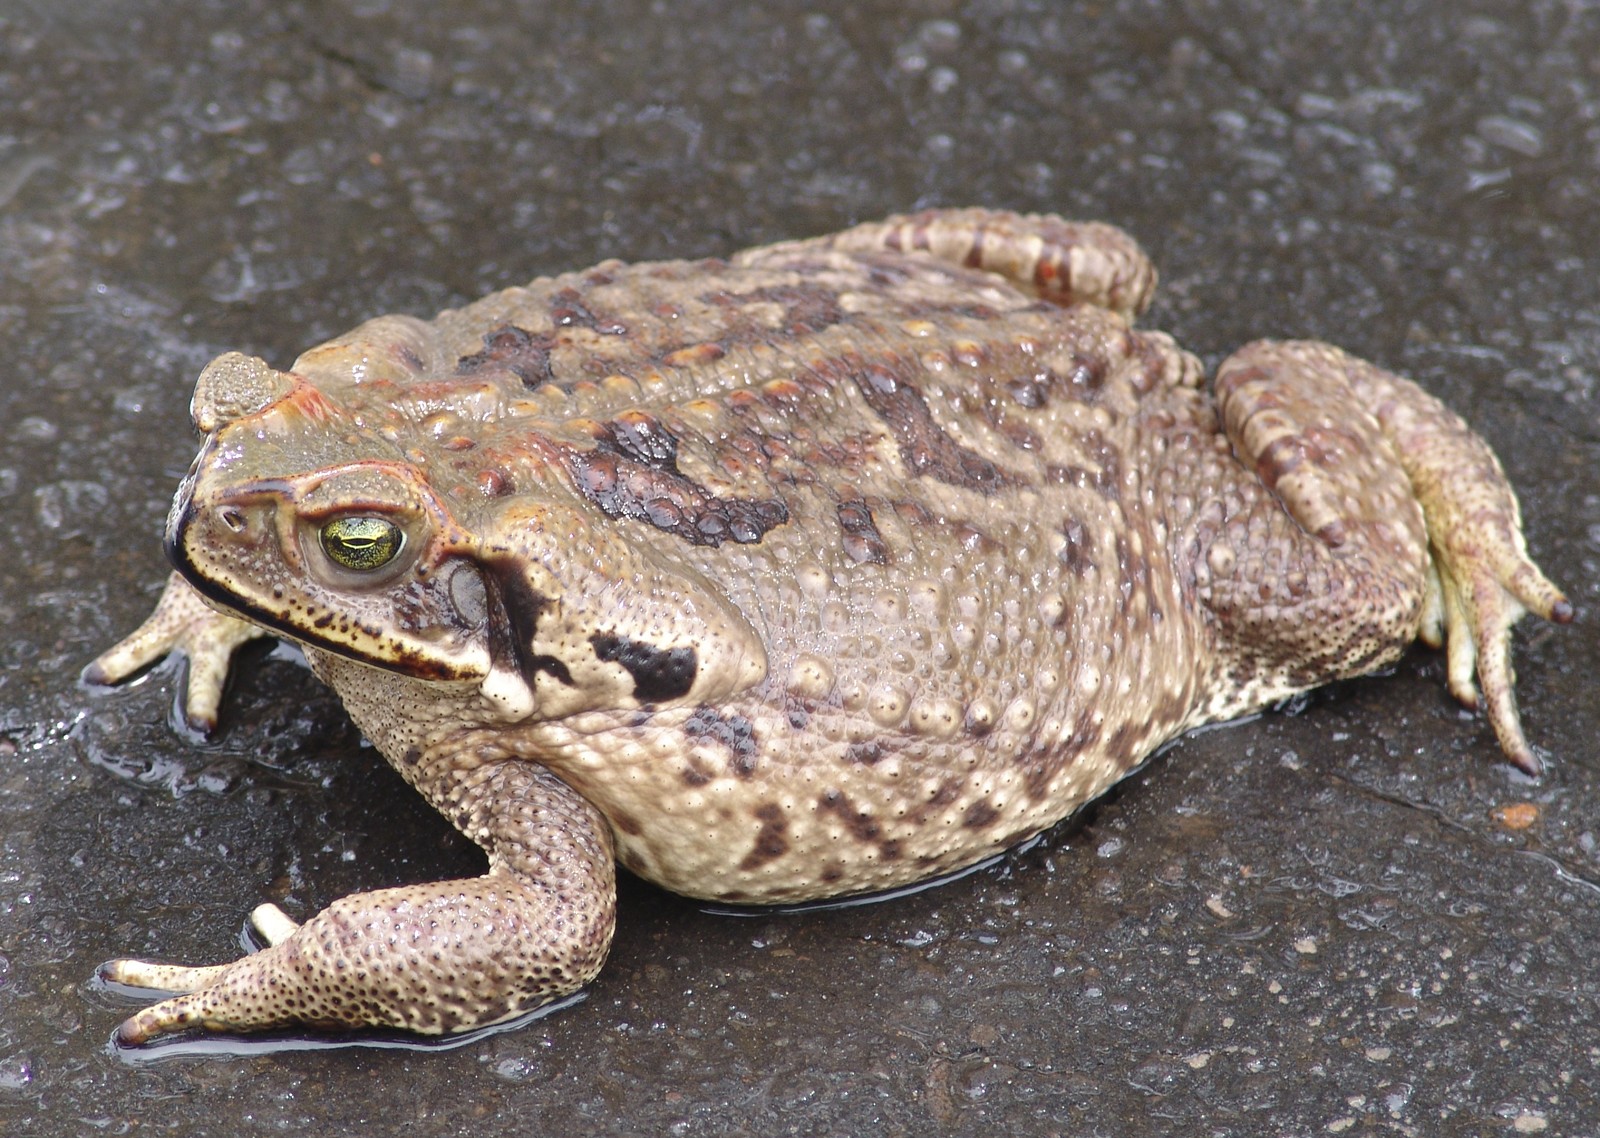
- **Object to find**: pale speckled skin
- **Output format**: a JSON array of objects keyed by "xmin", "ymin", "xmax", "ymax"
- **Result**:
[{"xmin": 89, "ymin": 209, "xmax": 1570, "ymax": 1043}]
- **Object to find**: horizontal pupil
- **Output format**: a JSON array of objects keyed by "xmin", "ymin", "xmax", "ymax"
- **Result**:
[{"xmin": 323, "ymin": 519, "xmax": 400, "ymax": 569}]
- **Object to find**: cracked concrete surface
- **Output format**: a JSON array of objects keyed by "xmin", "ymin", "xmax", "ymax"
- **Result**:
[{"xmin": 1, "ymin": 1, "xmax": 1597, "ymax": 1134}]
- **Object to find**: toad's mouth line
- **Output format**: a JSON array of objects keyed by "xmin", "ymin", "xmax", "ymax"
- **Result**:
[{"xmin": 163, "ymin": 491, "xmax": 492, "ymax": 685}]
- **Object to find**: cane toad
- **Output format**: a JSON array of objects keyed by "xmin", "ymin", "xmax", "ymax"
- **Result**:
[{"xmin": 88, "ymin": 209, "xmax": 1571, "ymax": 1043}]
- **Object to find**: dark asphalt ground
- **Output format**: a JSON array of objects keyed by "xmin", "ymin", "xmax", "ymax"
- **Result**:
[{"xmin": 1, "ymin": 2, "xmax": 1597, "ymax": 1134}]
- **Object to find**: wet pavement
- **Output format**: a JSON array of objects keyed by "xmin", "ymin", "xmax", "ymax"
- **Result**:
[{"xmin": 2, "ymin": 0, "xmax": 1598, "ymax": 1134}]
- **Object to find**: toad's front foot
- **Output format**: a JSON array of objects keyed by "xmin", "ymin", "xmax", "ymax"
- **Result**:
[{"xmin": 84, "ymin": 571, "xmax": 265, "ymax": 732}]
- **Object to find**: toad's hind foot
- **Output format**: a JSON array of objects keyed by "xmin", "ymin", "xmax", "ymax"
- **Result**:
[
  {"xmin": 1214, "ymin": 340, "xmax": 1571, "ymax": 774},
  {"xmin": 1409, "ymin": 448, "xmax": 1572, "ymax": 775}
]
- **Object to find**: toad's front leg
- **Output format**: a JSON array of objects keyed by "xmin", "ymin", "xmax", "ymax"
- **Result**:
[{"xmin": 105, "ymin": 762, "xmax": 615, "ymax": 1042}]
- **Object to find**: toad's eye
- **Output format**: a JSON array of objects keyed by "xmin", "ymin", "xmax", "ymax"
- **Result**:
[{"xmin": 319, "ymin": 516, "xmax": 404, "ymax": 571}]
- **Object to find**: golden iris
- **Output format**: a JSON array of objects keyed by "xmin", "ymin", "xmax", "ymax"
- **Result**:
[{"xmin": 319, "ymin": 516, "xmax": 403, "ymax": 571}]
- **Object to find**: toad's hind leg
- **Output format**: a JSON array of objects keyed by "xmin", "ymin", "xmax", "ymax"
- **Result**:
[
  {"xmin": 740, "ymin": 208, "xmax": 1158, "ymax": 320},
  {"xmin": 106, "ymin": 763, "xmax": 616, "ymax": 1042},
  {"xmin": 1203, "ymin": 340, "xmax": 1570, "ymax": 773}
]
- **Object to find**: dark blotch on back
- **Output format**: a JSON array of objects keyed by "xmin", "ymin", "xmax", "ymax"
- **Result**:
[
  {"xmin": 1058, "ymin": 518, "xmax": 1092, "ymax": 577},
  {"xmin": 548, "ymin": 286, "xmax": 629, "ymax": 335},
  {"xmin": 591, "ymin": 632, "xmax": 697, "ymax": 703},
  {"xmin": 456, "ymin": 323, "xmax": 557, "ymax": 389},
  {"xmin": 742, "ymin": 283, "xmax": 847, "ymax": 336},
  {"xmin": 1046, "ymin": 430, "xmax": 1122, "ymax": 500},
  {"xmin": 836, "ymin": 500, "xmax": 889, "ymax": 565},
  {"xmin": 568, "ymin": 413, "xmax": 789, "ymax": 547},
  {"xmin": 830, "ymin": 353, "xmax": 1018, "ymax": 493},
  {"xmin": 1070, "ymin": 351, "xmax": 1110, "ymax": 394},
  {"xmin": 1086, "ymin": 429, "xmax": 1122, "ymax": 498}
]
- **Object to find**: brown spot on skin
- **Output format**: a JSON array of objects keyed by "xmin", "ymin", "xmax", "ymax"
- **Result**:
[
  {"xmin": 477, "ymin": 468, "xmax": 512, "ymax": 497},
  {"xmin": 1209, "ymin": 364, "xmax": 1260, "ymax": 404},
  {"xmin": 883, "ymin": 220, "xmax": 929, "ymax": 254},
  {"xmin": 548, "ymin": 286, "xmax": 629, "ymax": 335},
  {"xmin": 591, "ymin": 633, "xmax": 697, "ymax": 703},
  {"xmin": 1126, "ymin": 331, "xmax": 1170, "ymax": 394},
  {"xmin": 918, "ymin": 778, "xmax": 963, "ymax": 821},
  {"xmin": 962, "ymin": 800, "xmax": 1000, "ymax": 830},
  {"xmin": 1073, "ymin": 708, "xmax": 1103, "ymax": 753},
  {"xmin": 818, "ymin": 788, "xmax": 899, "ymax": 859},
  {"xmin": 951, "ymin": 522, "xmax": 998, "ymax": 554},
  {"xmin": 1070, "ymin": 352, "xmax": 1110, "ymax": 394},
  {"xmin": 961, "ymin": 223, "xmax": 988, "ymax": 268},
  {"xmin": 1021, "ymin": 749, "xmax": 1058, "ymax": 804},
  {"xmin": 865, "ymin": 260, "xmax": 913, "ymax": 289},
  {"xmin": 995, "ymin": 416, "xmax": 1043, "ymax": 451},
  {"xmin": 996, "ymin": 825, "xmax": 1044, "ymax": 852},
  {"xmin": 482, "ymin": 557, "xmax": 576, "ymax": 689},
  {"xmin": 1008, "ymin": 376, "xmax": 1047, "ymax": 409},
  {"xmin": 456, "ymin": 324, "xmax": 557, "ymax": 389},
  {"xmin": 837, "ymin": 500, "xmax": 889, "ymax": 565},
  {"xmin": 739, "ymin": 283, "xmax": 848, "ymax": 336},
  {"xmin": 612, "ymin": 811, "xmax": 643, "ymax": 836},
  {"xmin": 1086, "ymin": 429, "xmax": 1123, "ymax": 499},
  {"xmin": 679, "ymin": 757, "xmax": 715, "ymax": 787},
  {"xmin": 684, "ymin": 706, "xmax": 758, "ymax": 777},
  {"xmin": 827, "ymin": 353, "xmax": 1020, "ymax": 492},
  {"xmin": 1021, "ymin": 703, "xmax": 1110, "ymax": 802},
  {"xmin": 662, "ymin": 342, "xmax": 727, "ymax": 368},
  {"xmin": 892, "ymin": 499, "xmax": 934, "ymax": 526},
  {"xmin": 1103, "ymin": 721, "xmax": 1141, "ymax": 764},
  {"xmin": 567, "ymin": 414, "xmax": 789, "ymax": 548},
  {"xmin": 739, "ymin": 803, "xmax": 789, "ymax": 870},
  {"xmin": 844, "ymin": 741, "xmax": 884, "ymax": 765},
  {"xmin": 1059, "ymin": 518, "xmax": 1092, "ymax": 576}
]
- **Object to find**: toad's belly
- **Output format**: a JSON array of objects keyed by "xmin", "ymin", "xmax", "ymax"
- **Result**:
[{"xmin": 524, "ymin": 692, "xmax": 1197, "ymax": 904}]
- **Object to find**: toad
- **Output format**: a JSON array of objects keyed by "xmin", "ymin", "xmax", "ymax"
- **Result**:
[{"xmin": 88, "ymin": 209, "xmax": 1571, "ymax": 1043}]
